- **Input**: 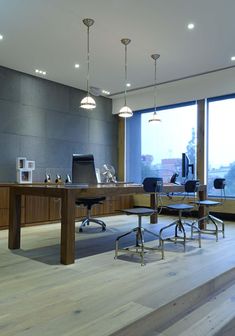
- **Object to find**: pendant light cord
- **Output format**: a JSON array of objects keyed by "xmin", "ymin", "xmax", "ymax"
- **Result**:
[
  {"xmin": 87, "ymin": 25, "xmax": 90, "ymax": 96},
  {"xmin": 154, "ymin": 58, "xmax": 157, "ymax": 113},
  {"xmin": 124, "ymin": 43, "xmax": 127, "ymax": 106}
]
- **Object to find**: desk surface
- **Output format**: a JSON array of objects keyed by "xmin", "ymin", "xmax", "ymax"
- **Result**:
[
  {"xmin": 8, "ymin": 182, "xmax": 204, "ymax": 193},
  {"xmin": 9, "ymin": 182, "xmax": 145, "ymax": 198}
]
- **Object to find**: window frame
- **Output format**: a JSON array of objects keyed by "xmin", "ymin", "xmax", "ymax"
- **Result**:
[{"xmin": 206, "ymin": 92, "xmax": 235, "ymax": 198}]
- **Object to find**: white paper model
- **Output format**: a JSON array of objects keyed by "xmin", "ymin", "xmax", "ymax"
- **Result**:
[
  {"xmin": 26, "ymin": 160, "xmax": 35, "ymax": 170},
  {"xmin": 16, "ymin": 157, "xmax": 35, "ymax": 183},
  {"xmin": 16, "ymin": 157, "xmax": 27, "ymax": 169},
  {"xmin": 17, "ymin": 170, "xmax": 33, "ymax": 183}
]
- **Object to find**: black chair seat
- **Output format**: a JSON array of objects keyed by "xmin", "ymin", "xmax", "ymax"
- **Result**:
[
  {"xmin": 122, "ymin": 208, "xmax": 155, "ymax": 216},
  {"xmin": 195, "ymin": 200, "xmax": 221, "ymax": 207},
  {"xmin": 76, "ymin": 196, "xmax": 106, "ymax": 209},
  {"xmin": 167, "ymin": 203, "xmax": 194, "ymax": 211}
]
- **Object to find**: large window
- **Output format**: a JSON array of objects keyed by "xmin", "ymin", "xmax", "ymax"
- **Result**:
[
  {"xmin": 126, "ymin": 102, "xmax": 197, "ymax": 183},
  {"xmin": 208, "ymin": 94, "xmax": 235, "ymax": 197}
]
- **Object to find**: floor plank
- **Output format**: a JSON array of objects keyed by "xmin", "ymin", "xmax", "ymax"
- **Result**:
[{"xmin": 0, "ymin": 215, "xmax": 235, "ymax": 336}]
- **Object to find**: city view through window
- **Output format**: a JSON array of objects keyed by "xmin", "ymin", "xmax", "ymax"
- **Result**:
[
  {"xmin": 126, "ymin": 97, "xmax": 235, "ymax": 197},
  {"xmin": 141, "ymin": 104, "xmax": 197, "ymax": 184}
]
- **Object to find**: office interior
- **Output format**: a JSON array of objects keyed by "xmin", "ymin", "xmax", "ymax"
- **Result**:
[{"xmin": 1, "ymin": 1, "xmax": 235, "ymax": 335}]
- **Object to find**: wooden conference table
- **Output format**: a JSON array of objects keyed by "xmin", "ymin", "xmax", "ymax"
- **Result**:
[{"xmin": 8, "ymin": 183, "xmax": 206, "ymax": 265}]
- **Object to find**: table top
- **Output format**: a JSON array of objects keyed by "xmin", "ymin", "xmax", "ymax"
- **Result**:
[
  {"xmin": 8, "ymin": 182, "xmax": 145, "ymax": 198},
  {"xmin": 8, "ymin": 182, "xmax": 206, "ymax": 198}
]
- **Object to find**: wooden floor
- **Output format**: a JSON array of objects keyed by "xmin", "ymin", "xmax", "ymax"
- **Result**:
[{"xmin": 1, "ymin": 215, "xmax": 235, "ymax": 336}]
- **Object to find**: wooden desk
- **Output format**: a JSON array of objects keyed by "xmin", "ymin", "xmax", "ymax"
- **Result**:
[{"xmin": 8, "ymin": 183, "xmax": 206, "ymax": 265}]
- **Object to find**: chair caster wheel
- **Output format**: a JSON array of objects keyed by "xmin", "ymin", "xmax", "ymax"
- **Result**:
[
  {"xmin": 79, "ymin": 228, "xmax": 83, "ymax": 233},
  {"xmin": 102, "ymin": 227, "xmax": 106, "ymax": 231}
]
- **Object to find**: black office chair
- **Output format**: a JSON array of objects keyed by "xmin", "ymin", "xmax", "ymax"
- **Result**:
[
  {"xmin": 72, "ymin": 154, "xmax": 106, "ymax": 232},
  {"xmin": 193, "ymin": 178, "xmax": 226, "ymax": 241},
  {"xmin": 115, "ymin": 177, "xmax": 164, "ymax": 265},
  {"xmin": 159, "ymin": 180, "xmax": 201, "ymax": 251}
]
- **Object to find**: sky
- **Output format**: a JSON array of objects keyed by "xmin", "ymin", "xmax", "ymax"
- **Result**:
[
  {"xmin": 141, "ymin": 99, "xmax": 235, "ymax": 169},
  {"xmin": 141, "ymin": 105, "xmax": 197, "ymax": 165},
  {"xmin": 208, "ymin": 99, "xmax": 235, "ymax": 168}
]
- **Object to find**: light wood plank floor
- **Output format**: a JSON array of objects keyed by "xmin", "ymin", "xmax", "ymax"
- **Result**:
[{"xmin": 0, "ymin": 215, "xmax": 235, "ymax": 336}]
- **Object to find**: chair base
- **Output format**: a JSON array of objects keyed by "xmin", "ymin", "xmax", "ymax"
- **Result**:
[
  {"xmin": 159, "ymin": 219, "xmax": 201, "ymax": 251},
  {"xmin": 115, "ymin": 227, "xmax": 164, "ymax": 266},
  {"xmin": 77, "ymin": 217, "xmax": 106, "ymax": 233},
  {"xmin": 192, "ymin": 214, "xmax": 225, "ymax": 242}
]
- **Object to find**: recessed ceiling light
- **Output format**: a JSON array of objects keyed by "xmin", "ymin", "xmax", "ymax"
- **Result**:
[
  {"xmin": 102, "ymin": 90, "xmax": 110, "ymax": 95},
  {"xmin": 187, "ymin": 23, "xmax": 195, "ymax": 30},
  {"xmin": 0, "ymin": 34, "xmax": 3, "ymax": 40},
  {"xmin": 35, "ymin": 69, "xmax": 46, "ymax": 76},
  {"xmin": 231, "ymin": 56, "xmax": 235, "ymax": 61},
  {"xmin": 126, "ymin": 83, "xmax": 131, "ymax": 87},
  {"xmin": 75, "ymin": 63, "xmax": 80, "ymax": 68}
]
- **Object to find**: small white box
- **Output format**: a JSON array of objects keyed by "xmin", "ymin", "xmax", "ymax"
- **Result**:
[
  {"xmin": 17, "ymin": 170, "xmax": 33, "ymax": 184},
  {"xmin": 26, "ymin": 160, "xmax": 35, "ymax": 170},
  {"xmin": 16, "ymin": 157, "xmax": 27, "ymax": 169}
]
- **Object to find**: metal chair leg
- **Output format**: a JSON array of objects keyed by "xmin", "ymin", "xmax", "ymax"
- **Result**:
[
  {"xmin": 115, "ymin": 215, "xmax": 163, "ymax": 264},
  {"xmin": 115, "ymin": 230, "xmax": 133, "ymax": 259}
]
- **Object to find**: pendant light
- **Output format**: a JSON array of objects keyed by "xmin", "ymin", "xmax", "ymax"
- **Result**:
[
  {"xmin": 80, "ymin": 18, "xmax": 96, "ymax": 110},
  {"xmin": 118, "ymin": 38, "xmax": 133, "ymax": 118},
  {"xmin": 149, "ymin": 54, "xmax": 161, "ymax": 122}
]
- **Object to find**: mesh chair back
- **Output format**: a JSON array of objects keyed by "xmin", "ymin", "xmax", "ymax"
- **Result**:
[
  {"xmin": 185, "ymin": 179, "xmax": 200, "ymax": 193},
  {"xmin": 143, "ymin": 177, "xmax": 163, "ymax": 193}
]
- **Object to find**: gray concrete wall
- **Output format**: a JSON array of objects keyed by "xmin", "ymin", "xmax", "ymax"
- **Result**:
[{"xmin": 0, "ymin": 66, "xmax": 117, "ymax": 182}]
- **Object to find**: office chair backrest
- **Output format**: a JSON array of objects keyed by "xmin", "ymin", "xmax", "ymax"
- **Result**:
[
  {"xmin": 143, "ymin": 177, "xmax": 163, "ymax": 193},
  {"xmin": 185, "ymin": 179, "xmax": 200, "ymax": 193},
  {"xmin": 72, "ymin": 154, "xmax": 98, "ymax": 184},
  {"xmin": 214, "ymin": 178, "xmax": 226, "ymax": 190}
]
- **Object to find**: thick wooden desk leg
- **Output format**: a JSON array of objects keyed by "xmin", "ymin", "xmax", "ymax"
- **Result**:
[
  {"xmin": 150, "ymin": 193, "xmax": 158, "ymax": 224},
  {"xmin": 61, "ymin": 190, "xmax": 75, "ymax": 265},
  {"xmin": 8, "ymin": 189, "xmax": 21, "ymax": 249},
  {"xmin": 199, "ymin": 189, "xmax": 206, "ymax": 230}
]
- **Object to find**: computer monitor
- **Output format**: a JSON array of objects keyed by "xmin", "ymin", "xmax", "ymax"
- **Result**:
[
  {"xmin": 72, "ymin": 154, "xmax": 98, "ymax": 184},
  {"xmin": 182, "ymin": 153, "xmax": 194, "ymax": 179}
]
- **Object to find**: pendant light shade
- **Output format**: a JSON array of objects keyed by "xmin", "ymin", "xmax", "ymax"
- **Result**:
[
  {"xmin": 149, "ymin": 111, "xmax": 161, "ymax": 122},
  {"xmin": 80, "ymin": 95, "xmax": 96, "ymax": 109},
  {"xmin": 118, "ymin": 105, "xmax": 133, "ymax": 118},
  {"xmin": 118, "ymin": 38, "xmax": 133, "ymax": 118},
  {"xmin": 149, "ymin": 54, "xmax": 161, "ymax": 123},
  {"xmin": 80, "ymin": 18, "xmax": 96, "ymax": 110}
]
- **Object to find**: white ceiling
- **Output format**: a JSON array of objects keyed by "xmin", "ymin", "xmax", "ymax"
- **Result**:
[{"xmin": 0, "ymin": 0, "xmax": 235, "ymax": 97}]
